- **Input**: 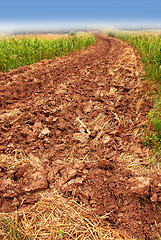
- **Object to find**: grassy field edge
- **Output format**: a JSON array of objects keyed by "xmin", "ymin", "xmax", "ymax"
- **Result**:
[{"xmin": 106, "ymin": 31, "xmax": 161, "ymax": 162}]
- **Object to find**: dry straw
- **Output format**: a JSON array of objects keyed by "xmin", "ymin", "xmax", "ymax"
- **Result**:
[{"xmin": 0, "ymin": 190, "xmax": 132, "ymax": 240}]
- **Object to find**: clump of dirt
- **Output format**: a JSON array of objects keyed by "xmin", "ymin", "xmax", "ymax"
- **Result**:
[
  {"xmin": 0, "ymin": 34, "xmax": 160, "ymax": 239},
  {"xmin": 0, "ymin": 157, "xmax": 161, "ymax": 239},
  {"xmin": 49, "ymin": 159, "xmax": 161, "ymax": 240}
]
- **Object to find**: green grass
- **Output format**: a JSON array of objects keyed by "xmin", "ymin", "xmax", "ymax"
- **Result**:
[
  {"xmin": 0, "ymin": 33, "xmax": 95, "ymax": 72},
  {"xmin": 109, "ymin": 32, "xmax": 161, "ymax": 157},
  {"xmin": 0, "ymin": 216, "xmax": 26, "ymax": 239}
]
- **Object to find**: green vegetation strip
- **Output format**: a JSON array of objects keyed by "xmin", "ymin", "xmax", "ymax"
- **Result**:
[
  {"xmin": 109, "ymin": 32, "xmax": 161, "ymax": 156},
  {"xmin": 0, "ymin": 33, "xmax": 95, "ymax": 72}
]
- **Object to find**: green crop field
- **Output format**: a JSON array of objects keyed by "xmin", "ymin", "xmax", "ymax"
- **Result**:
[
  {"xmin": 0, "ymin": 33, "xmax": 95, "ymax": 72},
  {"xmin": 111, "ymin": 31, "xmax": 161, "ymax": 157}
]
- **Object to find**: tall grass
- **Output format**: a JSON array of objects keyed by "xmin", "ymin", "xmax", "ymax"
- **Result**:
[
  {"xmin": 0, "ymin": 33, "xmax": 95, "ymax": 72},
  {"xmin": 113, "ymin": 32, "xmax": 161, "ymax": 156}
]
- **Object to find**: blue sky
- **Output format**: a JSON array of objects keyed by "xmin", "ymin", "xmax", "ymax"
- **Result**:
[{"xmin": 0, "ymin": 0, "xmax": 161, "ymax": 32}]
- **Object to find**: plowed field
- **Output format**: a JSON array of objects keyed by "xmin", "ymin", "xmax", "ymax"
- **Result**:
[{"xmin": 0, "ymin": 34, "xmax": 161, "ymax": 239}]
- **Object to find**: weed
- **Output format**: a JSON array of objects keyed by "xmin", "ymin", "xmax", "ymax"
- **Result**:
[
  {"xmin": 58, "ymin": 229, "xmax": 64, "ymax": 239},
  {"xmin": 0, "ymin": 216, "xmax": 27, "ymax": 239},
  {"xmin": 143, "ymin": 97, "xmax": 161, "ymax": 159}
]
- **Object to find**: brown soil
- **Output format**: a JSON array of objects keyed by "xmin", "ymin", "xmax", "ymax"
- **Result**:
[{"xmin": 0, "ymin": 34, "xmax": 161, "ymax": 240}]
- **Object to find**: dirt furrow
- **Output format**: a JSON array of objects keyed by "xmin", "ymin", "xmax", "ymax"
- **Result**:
[{"xmin": 0, "ymin": 34, "xmax": 161, "ymax": 239}]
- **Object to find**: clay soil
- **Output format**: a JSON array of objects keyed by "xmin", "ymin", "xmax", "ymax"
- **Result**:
[{"xmin": 0, "ymin": 34, "xmax": 161, "ymax": 239}]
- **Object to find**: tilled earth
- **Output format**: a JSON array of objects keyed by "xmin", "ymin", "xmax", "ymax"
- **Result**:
[{"xmin": 0, "ymin": 34, "xmax": 161, "ymax": 239}]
